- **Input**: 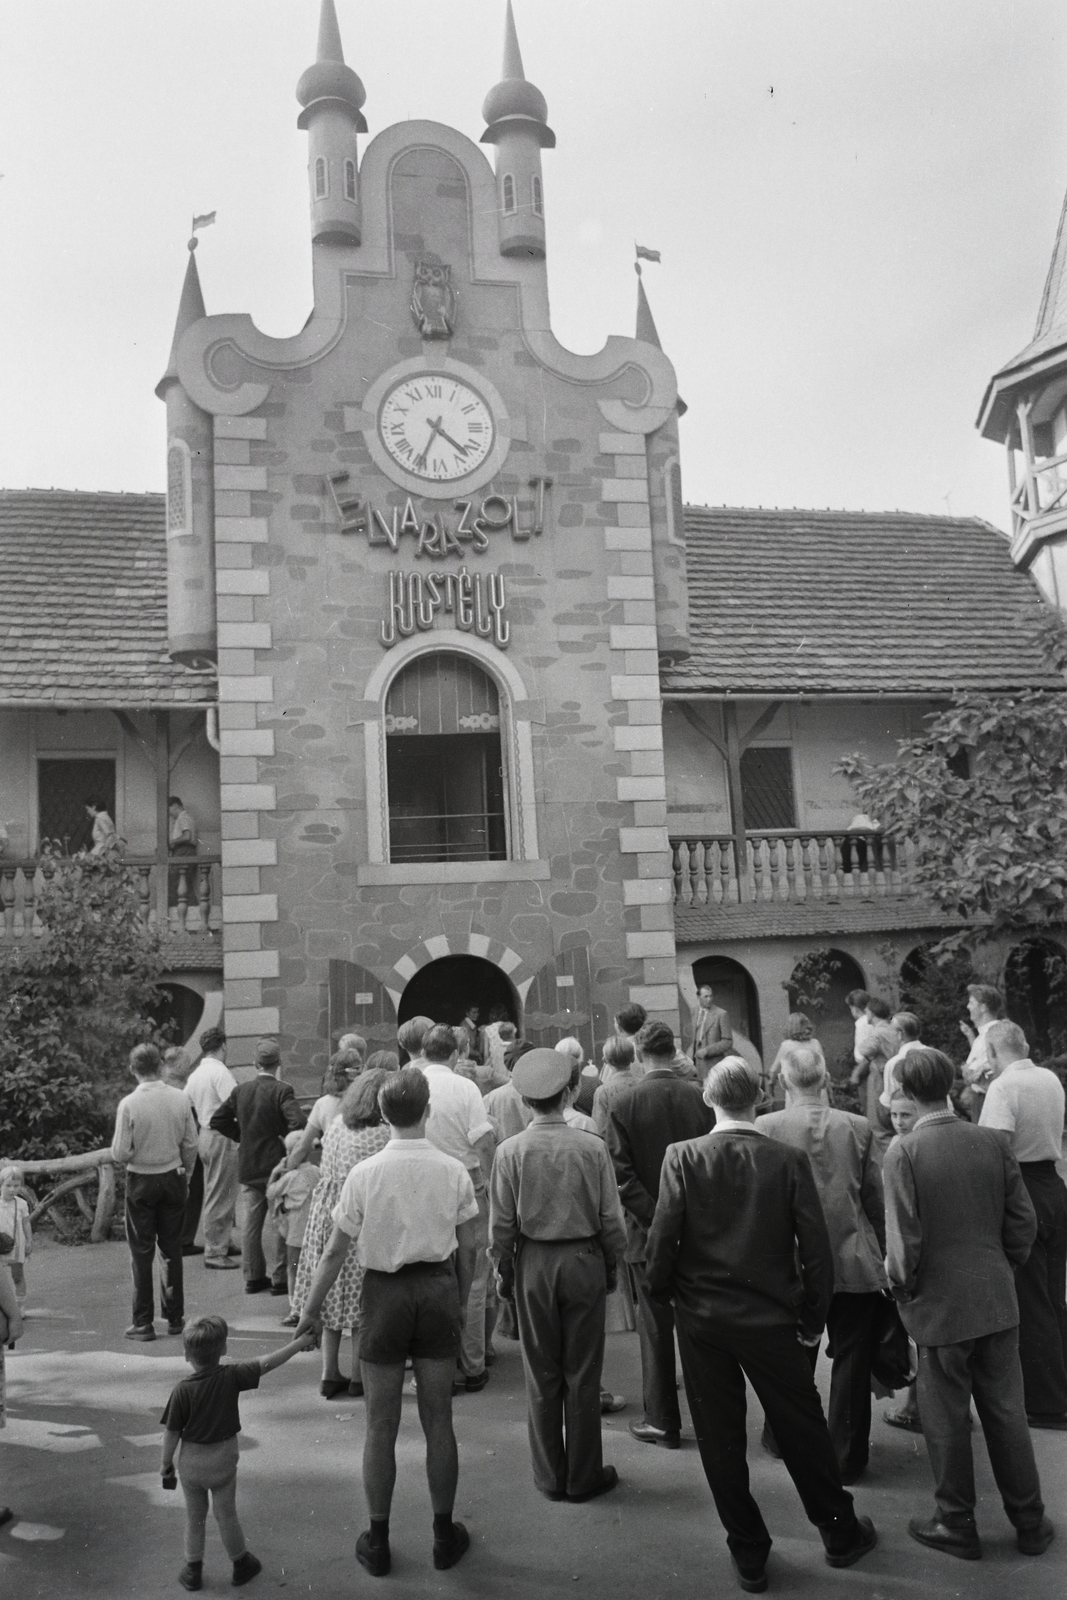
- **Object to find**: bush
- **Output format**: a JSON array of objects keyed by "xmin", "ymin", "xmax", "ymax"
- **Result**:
[{"xmin": 0, "ymin": 845, "xmax": 166, "ymax": 1159}]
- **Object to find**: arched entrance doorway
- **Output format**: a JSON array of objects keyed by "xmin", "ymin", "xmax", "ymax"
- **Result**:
[
  {"xmin": 150, "ymin": 982, "xmax": 206, "ymax": 1047},
  {"xmin": 787, "ymin": 948, "xmax": 866, "ymax": 1079},
  {"xmin": 1005, "ymin": 937, "xmax": 1067, "ymax": 1059},
  {"xmin": 398, "ymin": 955, "xmax": 518, "ymax": 1031},
  {"xmin": 691, "ymin": 956, "xmax": 762, "ymax": 1058}
]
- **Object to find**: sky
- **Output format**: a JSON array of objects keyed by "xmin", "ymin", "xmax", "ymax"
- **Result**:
[{"xmin": 1, "ymin": 0, "xmax": 1065, "ymax": 533}]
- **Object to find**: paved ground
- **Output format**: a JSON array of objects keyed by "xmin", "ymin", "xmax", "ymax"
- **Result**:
[{"xmin": 2, "ymin": 1238, "xmax": 1065, "ymax": 1598}]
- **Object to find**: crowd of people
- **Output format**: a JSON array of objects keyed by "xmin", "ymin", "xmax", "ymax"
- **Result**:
[{"xmin": 0, "ymin": 978, "xmax": 1064, "ymax": 1592}]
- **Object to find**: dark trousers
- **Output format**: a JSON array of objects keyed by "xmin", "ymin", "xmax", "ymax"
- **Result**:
[
  {"xmin": 916, "ymin": 1326, "xmax": 1044, "ymax": 1528},
  {"xmin": 677, "ymin": 1316, "xmax": 855, "ymax": 1568},
  {"xmin": 181, "ymin": 1156, "xmax": 204, "ymax": 1250},
  {"xmin": 241, "ymin": 1179, "xmax": 284, "ymax": 1287},
  {"xmin": 1016, "ymin": 1162, "xmax": 1067, "ymax": 1419},
  {"xmin": 514, "ymin": 1239, "xmax": 607, "ymax": 1497},
  {"xmin": 821, "ymin": 1291, "xmax": 881, "ymax": 1477},
  {"xmin": 629, "ymin": 1258, "xmax": 681, "ymax": 1432},
  {"xmin": 125, "ymin": 1168, "xmax": 186, "ymax": 1327}
]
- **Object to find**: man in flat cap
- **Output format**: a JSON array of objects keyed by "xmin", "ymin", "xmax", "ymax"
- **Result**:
[
  {"xmin": 489, "ymin": 1047, "xmax": 627, "ymax": 1502},
  {"xmin": 210, "ymin": 1038, "xmax": 306, "ymax": 1296}
]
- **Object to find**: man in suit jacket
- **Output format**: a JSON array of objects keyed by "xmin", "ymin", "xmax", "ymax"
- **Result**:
[
  {"xmin": 883, "ymin": 1047, "xmax": 1051, "ymax": 1562},
  {"xmin": 757, "ymin": 1043, "xmax": 887, "ymax": 1482},
  {"xmin": 690, "ymin": 984, "xmax": 734, "ymax": 1082},
  {"xmin": 606, "ymin": 1021, "xmax": 713, "ymax": 1448},
  {"xmin": 646, "ymin": 1057, "xmax": 876, "ymax": 1591},
  {"xmin": 210, "ymin": 1037, "xmax": 306, "ymax": 1295}
]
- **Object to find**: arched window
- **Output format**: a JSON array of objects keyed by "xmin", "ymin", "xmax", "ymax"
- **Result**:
[
  {"xmin": 385, "ymin": 653, "xmax": 507, "ymax": 864},
  {"xmin": 532, "ymin": 174, "xmax": 543, "ymax": 217},
  {"xmin": 344, "ymin": 158, "xmax": 357, "ymax": 202},
  {"xmin": 502, "ymin": 173, "xmax": 516, "ymax": 215},
  {"xmin": 314, "ymin": 156, "xmax": 328, "ymax": 199}
]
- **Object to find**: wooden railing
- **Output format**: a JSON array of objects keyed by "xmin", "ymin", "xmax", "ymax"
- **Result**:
[
  {"xmin": 671, "ymin": 831, "xmax": 919, "ymax": 907},
  {"xmin": 0, "ymin": 854, "xmax": 222, "ymax": 940}
]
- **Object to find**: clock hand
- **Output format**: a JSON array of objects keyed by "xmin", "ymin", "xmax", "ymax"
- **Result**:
[
  {"xmin": 413, "ymin": 417, "xmax": 440, "ymax": 471},
  {"xmin": 428, "ymin": 420, "xmax": 470, "ymax": 456}
]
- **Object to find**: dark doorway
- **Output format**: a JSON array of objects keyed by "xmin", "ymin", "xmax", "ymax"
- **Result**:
[
  {"xmin": 1005, "ymin": 938, "xmax": 1067, "ymax": 1059},
  {"xmin": 692, "ymin": 956, "xmax": 762, "ymax": 1057},
  {"xmin": 787, "ymin": 947, "xmax": 866, "ymax": 1079},
  {"xmin": 398, "ymin": 955, "xmax": 517, "ymax": 1031},
  {"xmin": 37, "ymin": 758, "xmax": 116, "ymax": 854},
  {"xmin": 150, "ymin": 983, "xmax": 206, "ymax": 1046}
]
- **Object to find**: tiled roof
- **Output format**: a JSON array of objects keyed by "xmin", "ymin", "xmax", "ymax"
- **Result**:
[
  {"xmin": 674, "ymin": 896, "xmax": 964, "ymax": 945},
  {"xmin": 668, "ymin": 507, "xmax": 1062, "ymax": 696},
  {"xmin": 0, "ymin": 490, "xmax": 216, "ymax": 707}
]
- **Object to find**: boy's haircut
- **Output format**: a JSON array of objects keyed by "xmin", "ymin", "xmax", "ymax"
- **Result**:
[
  {"xmin": 498, "ymin": 1021, "xmax": 517, "ymax": 1042},
  {"xmin": 338, "ymin": 1032, "xmax": 367, "ymax": 1057},
  {"xmin": 893, "ymin": 1012, "xmax": 921, "ymax": 1041},
  {"xmin": 615, "ymin": 1003, "xmax": 647, "ymax": 1037},
  {"xmin": 899, "ymin": 1047, "xmax": 956, "ymax": 1103},
  {"xmin": 986, "ymin": 1019, "xmax": 1029, "ymax": 1060},
  {"xmin": 866, "ymin": 997, "xmax": 892, "ymax": 1021},
  {"xmin": 846, "ymin": 989, "xmax": 871, "ymax": 1011},
  {"xmin": 378, "ymin": 1066, "xmax": 431, "ymax": 1128},
  {"xmin": 555, "ymin": 1036, "xmax": 584, "ymax": 1063},
  {"xmin": 636, "ymin": 1020, "xmax": 676, "ymax": 1060},
  {"xmin": 364, "ymin": 1049, "xmax": 400, "ymax": 1075},
  {"xmin": 705, "ymin": 1056, "xmax": 762, "ymax": 1112},
  {"xmin": 781, "ymin": 1045, "xmax": 826, "ymax": 1091},
  {"xmin": 341, "ymin": 1068, "xmax": 390, "ymax": 1128},
  {"xmin": 603, "ymin": 1034, "xmax": 636, "ymax": 1069},
  {"xmin": 967, "ymin": 983, "xmax": 1005, "ymax": 1018},
  {"xmin": 184, "ymin": 1314, "xmax": 228, "ymax": 1364},
  {"xmin": 397, "ymin": 1015, "xmax": 434, "ymax": 1056},
  {"xmin": 199, "ymin": 1026, "xmax": 226, "ymax": 1054},
  {"xmin": 889, "ymin": 1085, "xmax": 914, "ymax": 1102},
  {"xmin": 168, "ymin": 794, "xmax": 183, "ymax": 807},
  {"xmin": 423, "ymin": 1024, "xmax": 458, "ymax": 1063},
  {"xmin": 0, "ymin": 1232, "xmax": 15, "ymax": 1255},
  {"xmin": 129, "ymin": 1042, "xmax": 162, "ymax": 1078}
]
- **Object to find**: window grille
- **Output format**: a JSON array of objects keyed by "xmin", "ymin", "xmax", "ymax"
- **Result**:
[
  {"xmin": 739, "ymin": 746, "xmax": 796, "ymax": 831},
  {"xmin": 167, "ymin": 444, "xmax": 188, "ymax": 532}
]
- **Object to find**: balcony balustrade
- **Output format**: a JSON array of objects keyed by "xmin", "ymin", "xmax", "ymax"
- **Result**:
[
  {"xmin": 670, "ymin": 831, "xmax": 919, "ymax": 908},
  {"xmin": 0, "ymin": 854, "xmax": 222, "ymax": 941}
]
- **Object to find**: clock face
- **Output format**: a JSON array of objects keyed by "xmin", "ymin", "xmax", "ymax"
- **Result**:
[{"xmin": 378, "ymin": 374, "xmax": 495, "ymax": 482}]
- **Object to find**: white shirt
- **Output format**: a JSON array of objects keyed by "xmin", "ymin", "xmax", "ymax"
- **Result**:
[
  {"xmin": 962, "ymin": 1020, "xmax": 996, "ymax": 1090},
  {"xmin": 710, "ymin": 1114, "xmax": 763, "ymax": 1134},
  {"xmin": 185, "ymin": 1054, "xmax": 238, "ymax": 1129},
  {"xmin": 332, "ymin": 1138, "xmax": 479, "ymax": 1272},
  {"xmin": 880, "ymin": 1040, "xmax": 924, "ymax": 1108},
  {"xmin": 853, "ymin": 1014, "xmax": 877, "ymax": 1066},
  {"xmin": 421, "ymin": 1061, "xmax": 494, "ymax": 1175},
  {"xmin": 980, "ymin": 1059, "xmax": 1066, "ymax": 1164},
  {"xmin": 306, "ymin": 1094, "xmax": 341, "ymax": 1139}
]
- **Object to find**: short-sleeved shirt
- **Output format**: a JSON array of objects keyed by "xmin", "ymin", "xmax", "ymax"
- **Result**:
[
  {"xmin": 980, "ymin": 1060, "xmax": 1066, "ymax": 1163},
  {"xmin": 332, "ymin": 1138, "xmax": 478, "ymax": 1272},
  {"xmin": 160, "ymin": 1361, "xmax": 261, "ymax": 1445},
  {"xmin": 185, "ymin": 1055, "xmax": 238, "ymax": 1130},
  {"xmin": 421, "ymin": 1062, "xmax": 494, "ymax": 1175}
]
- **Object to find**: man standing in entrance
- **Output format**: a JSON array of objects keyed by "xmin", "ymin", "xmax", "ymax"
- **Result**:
[
  {"xmin": 295, "ymin": 1068, "xmax": 479, "ymax": 1576},
  {"xmin": 606, "ymin": 1020, "xmax": 713, "ymax": 1449},
  {"xmin": 490, "ymin": 1048, "xmax": 627, "ymax": 1502},
  {"xmin": 210, "ymin": 1040, "xmax": 305, "ymax": 1295},
  {"xmin": 690, "ymin": 984, "xmax": 734, "ymax": 1082},
  {"xmin": 185, "ymin": 1028, "xmax": 240, "ymax": 1271},
  {"xmin": 111, "ymin": 1043, "xmax": 199, "ymax": 1340},
  {"xmin": 981, "ymin": 1020, "xmax": 1067, "ymax": 1429}
]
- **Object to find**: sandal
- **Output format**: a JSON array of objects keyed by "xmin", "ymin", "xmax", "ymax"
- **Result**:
[{"xmin": 883, "ymin": 1407, "xmax": 923, "ymax": 1433}]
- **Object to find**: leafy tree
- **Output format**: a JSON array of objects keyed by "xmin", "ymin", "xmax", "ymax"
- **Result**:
[
  {"xmin": 0, "ymin": 844, "xmax": 166, "ymax": 1159},
  {"xmin": 837, "ymin": 685, "xmax": 1067, "ymax": 932}
]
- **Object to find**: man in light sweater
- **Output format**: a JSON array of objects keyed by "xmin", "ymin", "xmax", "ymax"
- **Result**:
[{"xmin": 111, "ymin": 1042, "xmax": 199, "ymax": 1341}]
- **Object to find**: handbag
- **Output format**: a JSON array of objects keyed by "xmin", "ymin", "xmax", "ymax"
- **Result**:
[{"xmin": 870, "ymin": 1292, "xmax": 916, "ymax": 1391}]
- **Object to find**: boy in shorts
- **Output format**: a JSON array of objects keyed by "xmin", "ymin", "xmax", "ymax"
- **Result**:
[
  {"xmin": 160, "ymin": 1314, "xmax": 314, "ymax": 1590},
  {"xmin": 296, "ymin": 1067, "xmax": 479, "ymax": 1577}
]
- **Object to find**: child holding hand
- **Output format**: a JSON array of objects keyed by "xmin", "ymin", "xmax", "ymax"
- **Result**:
[
  {"xmin": 266, "ymin": 1131, "xmax": 320, "ymax": 1327},
  {"xmin": 160, "ymin": 1314, "xmax": 314, "ymax": 1591}
]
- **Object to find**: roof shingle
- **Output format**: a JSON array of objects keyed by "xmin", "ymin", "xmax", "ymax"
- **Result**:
[
  {"xmin": 0, "ymin": 490, "xmax": 216, "ymax": 707},
  {"xmin": 667, "ymin": 506, "xmax": 1062, "ymax": 696}
]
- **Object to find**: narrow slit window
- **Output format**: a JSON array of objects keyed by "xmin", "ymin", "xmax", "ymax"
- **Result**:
[
  {"xmin": 532, "ymin": 175, "xmax": 543, "ymax": 217},
  {"xmin": 344, "ymin": 159, "xmax": 356, "ymax": 202},
  {"xmin": 314, "ymin": 157, "xmax": 328, "ymax": 199},
  {"xmin": 502, "ymin": 174, "xmax": 516, "ymax": 215}
]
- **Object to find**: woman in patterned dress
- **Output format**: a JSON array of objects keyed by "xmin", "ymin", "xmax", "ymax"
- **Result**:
[
  {"xmin": 292, "ymin": 1069, "xmax": 392, "ymax": 1398},
  {"xmin": 1, "ymin": 1235, "xmax": 26, "ymax": 1529}
]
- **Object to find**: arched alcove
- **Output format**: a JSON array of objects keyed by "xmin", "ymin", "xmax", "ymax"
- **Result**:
[
  {"xmin": 1005, "ymin": 937, "xmax": 1067, "ymax": 1059},
  {"xmin": 787, "ymin": 948, "xmax": 866, "ymax": 1078},
  {"xmin": 398, "ymin": 954, "xmax": 518, "ymax": 1032},
  {"xmin": 151, "ymin": 983, "xmax": 206, "ymax": 1047},
  {"xmin": 691, "ymin": 956, "xmax": 762, "ymax": 1058}
]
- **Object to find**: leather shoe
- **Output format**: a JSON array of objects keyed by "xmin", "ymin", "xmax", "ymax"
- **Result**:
[
  {"xmin": 455, "ymin": 1370, "xmax": 489, "ymax": 1393},
  {"xmin": 907, "ymin": 1515, "xmax": 980, "ymax": 1560},
  {"xmin": 824, "ymin": 1514, "xmax": 877, "ymax": 1568},
  {"xmin": 600, "ymin": 1392, "xmax": 626, "ymax": 1414},
  {"xmin": 355, "ymin": 1530, "xmax": 391, "ymax": 1577},
  {"xmin": 567, "ymin": 1466, "xmax": 619, "ymax": 1503},
  {"xmin": 432, "ymin": 1521, "xmax": 470, "ymax": 1570},
  {"xmin": 124, "ymin": 1324, "xmax": 155, "ymax": 1341},
  {"xmin": 269, "ymin": 1282, "xmax": 289, "ymax": 1296},
  {"xmin": 226, "ymin": 1244, "xmax": 242, "ymax": 1256},
  {"xmin": 1017, "ymin": 1516, "xmax": 1055, "ymax": 1556},
  {"xmin": 244, "ymin": 1278, "xmax": 270, "ymax": 1295},
  {"xmin": 730, "ymin": 1554, "xmax": 768, "ymax": 1593},
  {"xmin": 167, "ymin": 1320, "xmax": 185, "ymax": 1337},
  {"xmin": 628, "ymin": 1419, "xmax": 680, "ymax": 1449}
]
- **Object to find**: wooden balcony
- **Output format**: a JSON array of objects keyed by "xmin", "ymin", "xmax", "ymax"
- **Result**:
[
  {"xmin": 671, "ymin": 831, "xmax": 919, "ymax": 908},
  {"xmin": 0, "ymin": 854, "xmax": 223, "ymax": 942}
]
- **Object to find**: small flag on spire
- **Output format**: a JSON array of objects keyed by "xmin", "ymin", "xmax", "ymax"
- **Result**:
[
  {"xmin": 634, "ymin": 243, "xmax": 661, "ymax": 277},
  {"xmin": 192, "ymin": 212, "xmax": 216, "ymax": 233}
]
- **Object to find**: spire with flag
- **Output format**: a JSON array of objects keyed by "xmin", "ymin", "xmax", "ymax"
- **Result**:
[
  {"xmin": 634, "ymin": 243, "xmax": 661, "ymax": 276},
  {"xmin": 188, "ymin": 212, "xmax": 216, "ymax": 251}
]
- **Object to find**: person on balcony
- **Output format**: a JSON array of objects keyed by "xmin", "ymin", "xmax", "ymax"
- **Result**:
[
  {"xmin": 85, "ymin": 797, "xmax": 116, "ymax": 855},
  {"xmin": 168, "ymin": 797, "xmax": 198, "ymax": 857}
]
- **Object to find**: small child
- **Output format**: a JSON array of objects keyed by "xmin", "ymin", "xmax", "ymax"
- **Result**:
[
  {"xmin": 0, "ymin": 1168, "xmax": 32, "ymax": 1304},
  {"xmin": 160, "ymin": 1313, "xmax": 314, "ymax": 1591},
  {"xmin": 266, "ymin": 1133, "xmax": 320, "ymax": 1328}
]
